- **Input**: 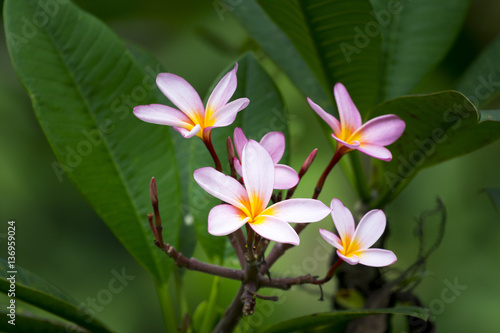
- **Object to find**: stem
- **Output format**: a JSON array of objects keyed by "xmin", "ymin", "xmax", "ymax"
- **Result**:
[
  {"xmin": 312, "ymin": 148, "xmax": 344, "ymax": 199},
  {"xmin": 312, "ymin": 258, "xmax": 343, "ymax": 285},
  {"xmin": 155, "ymin": 281, "xmax": 178, "ymax": 333},
  {"xmin": 228, "ymin": 232, "xmax": 245, "ymax": 268},
  {"xmin": 203, "ymin": 131, "xmax": 222, "ymax": 172},
  {"xmin": 156, "ymin": 241, "xmax": 244, "ymax": 281},
  {"xmin": 213, "ymin": 285, "xmax": 245, "ymax": 332}
]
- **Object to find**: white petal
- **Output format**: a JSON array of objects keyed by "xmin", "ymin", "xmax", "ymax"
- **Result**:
[
  {"xmin": 242, "ymin": 141, "xmax": 274, "ymax": 215},
  {"xmin": 250, "ymin": 216, "xmax": 300, "ymax": 245},
  {"xmin": 334, "ymin": 83, "xmax": 362, "ymax": 133},
  {"xmin": 337, "ymin": 251, "xmax": 360, "ymax": 265},
  {"xmin": 319, "ymin": 229, "xmax": 344, "ymax": 251},
  {"xmin": 174, "ymin": 124, "xmax": 201, "ymax": 138},
  {"xmin": 330, "ymin": 198, "xmax": 355, "ymax": 242},
  {"xmin": 357, "ymin": 249, "xmax": 397, "ymax": 267},
  {"xmin": 352, "ymin": 209, "xmax": 386, "ymax": 250},
  {"xmin": 233, "ymin": 127, "xmax": 248, "ymax": 160},
  {"xmin": 259, "ymin": 131, "xmax": 285, "ymax": 164},
  {"xmin": 206, "ymin": 63, "xmax": 238, "ymax": 112},
  {"xmin": 156, "ymin": 73, "xmax": 205, "ymax": 122},
  {"xmin": 273, "ymin": 164, "xmax": 299, "ymax": 190},
  {"xmin": 209, "ymin": 98, "xmax": 249, "ymax": 128},
  {"xmin": 133, "ymin": 104, "xmax": 192, "ymax": 128},
  {"xmin": 354, "ymin": 114, "xmax": 405, "ymax": 146},
  {"xmin": 357, "ymin": 144, "xmax": 392, "ymax": 161},
  {"xmin": 307, "ymin": 97, "xmax": 341, "ymax": 135},
  {"xmin": 193, "ymin": 167, "xmax": 249, "ymax": 213},
  {"xmin": 262, "ymin": 199, "xmax": 331, "ymax": 223},
  {"xmin": 208, "ymin": 204, "xmax": 249, "ymax": 236},
  {"xmin": 332, "ymin": 133, "xmax": 360, "ymax": 149}
]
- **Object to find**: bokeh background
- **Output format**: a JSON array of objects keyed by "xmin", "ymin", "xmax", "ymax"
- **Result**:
[{"xmin": 1, "ymin": 0, "xmax": 499, "ymax": 332}]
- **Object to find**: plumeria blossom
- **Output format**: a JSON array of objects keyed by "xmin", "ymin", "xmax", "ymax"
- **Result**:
[
  {"xmin": 319, "ymin": 199, "xmax": 397, "ymax": 267},
  {"xmin": 194, "ymin": 140, "xmax": 331, "ymax": 245},
  {"xmin": 133, "ymin": 63, "xmax": 249, "ymax": 140},
  {"xmin": 307, "ymin": 83, "xmax": 405, "ymax": 161},
  {"xmin": 232, "ymin": 128, "xmax": 299, "ymax": 190}
]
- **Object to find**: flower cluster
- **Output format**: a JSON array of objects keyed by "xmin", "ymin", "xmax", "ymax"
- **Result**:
[{"xmin": 135, "ymin": 64, "xmax": 404, "ymax": 269}]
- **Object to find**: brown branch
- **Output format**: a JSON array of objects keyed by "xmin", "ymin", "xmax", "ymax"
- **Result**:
[
  {"xmin": 228, "ymin": 233, "xmax": 245, "ymax": 268},
  {"xmin": 259, "ymin": 274, "xmax": 316, "ymax": 290},
  {"xmin": 155, "ymin": 241, "xmax": 244, "ymax": 282}
]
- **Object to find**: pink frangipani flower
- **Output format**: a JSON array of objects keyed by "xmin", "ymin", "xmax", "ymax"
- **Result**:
[
  {"xmin": 307, "ymin": 83, "xmax": 405, "ymax": 161},
  {"xmin": 232, "ymin": 128, "xmax": 299, "ymax": 190},
  {"xmin": 133, "ymin": 63, "xmax": 249, "ymax": 141},
  {"xmin": 194, "ymin": 140, "xmax": 331, "ymax": 245},
  {"xmin": 319, "ymin": 198, "xmax": 397, "ymax": 267}
]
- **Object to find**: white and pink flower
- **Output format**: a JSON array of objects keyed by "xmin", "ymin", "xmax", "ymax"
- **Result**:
[
  {"xmin": 308, "ymin": 83, "xmax": 405, "ymax": 161},
  {"xmin": 194, "ymin": 140, "xmax": 330, "ymax": 245},
  {"xmin": 232, "ymin": 128, "xmax": 299, "ymax": 190},
  {"xmin": 134, "ymin": 63, "xmax": 249, "ymax": 141},
  {"xmin": 319, "ymin": 199, "xmax": 397, "ymax": 267}
]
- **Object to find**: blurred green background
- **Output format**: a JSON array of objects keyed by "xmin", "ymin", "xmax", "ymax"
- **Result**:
[{"xmin": 1, "ymin": 0, "xmax": 499, "ymax": 332}]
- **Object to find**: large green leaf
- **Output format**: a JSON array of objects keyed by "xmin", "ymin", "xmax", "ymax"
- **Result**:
[
  {"xmin": 368, "ymin": 91, "xmax": 500, "ymax": 206},
  {"xmin": 189, "ymin": 52, "xmax": 288, "ymax": 260},
  {"xmin": 370, "ymin": 0, "xmax": 469, "ymax": 101},
  {"xmin": 261, "ymin": 306, "xmax": 429, "ymax": 333},
  {"xmin": 0, "ymin": 258, "xmax": 110, "ymax": 332},
  {"xmin": 231, "ymin": 0, "xmax": 332, "ymax": 113},
  {"xmin": 257, "ymin": 0, "xmax": 382, "ymax": 114},
  {"xmin": 457, "ymin": 32, "xmax": 500, "ymax": 108},
  {"xmin": 484, "ymin": 188, "xmax": 500, "ymax": 216},
  {"xmin": 4, "ymin": 0, "xmax": 181, "ymax": 283},
  {"xmin": 0, "ymin": 311, "xmax": 87, "ymax": 333}
]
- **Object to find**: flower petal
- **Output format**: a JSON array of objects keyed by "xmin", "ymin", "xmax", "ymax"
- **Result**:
[
  {"xmin": 307, "ymin": 97, "xmax": 341, "ymax": 135},
  {"xmin": 242, "ymin": 140, "xmax": 274, "ymax": 215},
  {"xmin": 354, "ymin": 114, "xmax": 405, "ymax": 146},
  {"xmin": 333, "ymin": 83, "xmax": 362, "ymax": 133},
  {"xmin": 208, "ymin": 204, "xmax": 249, "ymax": 236},
  {"xmin": 319, "ymin": 229, "xmax": 344, "ymax": 251},
  {"xmin": 357, "ymin": 144, "xmax": 392, "ymax": 161},
  {"xmin": 206, "ymin": 63, "xmax": 238, "ymax": 112},
  {"xmin": 193, "ymin": 167, "xmax": 249, "ymax": 213},
  {"xmin": 156, "ymin": 73, "xmax": 205, "ymax": 122},
  {"xmin": 263, "ymin": 198, "xmax": 331, "ymax": 223},
  {"xmin": 208, "ymin": 98, "xmax": 249, "ymax": 129},
  {"xmin": 250, "ymin": 216, "xmax": 300, "ymax": 245},
  {"xmin": 174, "ymin": 124, "xmax": 201, "ymax": 138},
  {"xmin": 133, "ymin": 104, "xmax": 193, "ymax": 128},
  {"xmin": 337, "ymin": 251, "xmax": 360, "ymax": 265},
  {"xmin": 273, "ymin": 164, "xmax": 299, "ymax": 190},
  {"xmin": 330, "ymin": 198, "xmax": 355, "ymax": 243},
  {"xmin": 356, "ymin": 248, "xmax": 397, "ymax": 267},
  {"xmin": 259, "ymin": 131, "xmax": 285, "ymax": 164},
  {"xmin": 352, "ymin": 209, "xmax": 386, "ymax": 250},
  {"xmin": 233, "ymin": 127, "xmax": 248, "ymax": 160},
  {"xmin": 233, "ymin": 158, "xmax": 243, "ymax": 177},
  {"xmin": 332, "ymin": 133, "xmax": 360, "ymax": 149}
]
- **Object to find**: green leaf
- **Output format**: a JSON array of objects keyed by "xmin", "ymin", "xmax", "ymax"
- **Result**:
[
  {"xmin": 257, "ymin": 0, "xmax": 382, "ymax": 114},
  {"xmin": 0, "ymin": 258, "xmax": 110, "ymax": 332},
  {"xmin": 457, "ymin": 32, "xmax": 500, "ymax": 108},
  {"xmin": 261, "ymin": 306, "xmax": 429, "ymax": 333},
  {"xmin": 368, "ymin": 91, "xmax": 500, "ymax": 207},
  {"xmin": 188, "ymin": 52, "xmax": 288, "ymax": 260},
  {"xmin": 484, "ymin": 188, "xmax": 500, "ymax": 216},
  {"xmin": 370, "ymin": 0, "xmax": 469, "ymax": 101},
  {"xmin": 232, "ymin": 0, "xmax": 332, "ymax": 113},
  {"xmin": 0, "ymin": 311, "xmax": 88, "ymax": 333},
  {"xmin": 4, "ymin": 0, "xmax": 181, "ymax": 283}
]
